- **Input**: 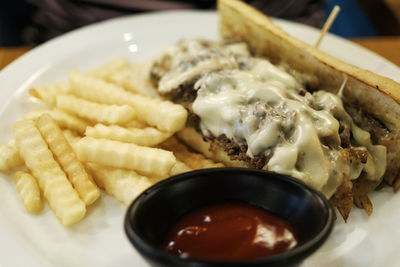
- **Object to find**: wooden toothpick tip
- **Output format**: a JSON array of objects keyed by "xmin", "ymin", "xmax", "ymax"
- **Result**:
[{"xmin": 315, "ymin": 5, "xmax": 341, "ymax": 49}]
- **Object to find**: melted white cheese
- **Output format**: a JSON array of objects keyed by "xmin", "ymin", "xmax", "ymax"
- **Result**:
[
  {"xmin": 192, "ymin": 57, "xmax": 385, "ymax": 197},
  {"xmin": 157, "ymin": 40, "xmax": 250, "ymax": 94},
  {"xmin": 156, "ymin": 40, "xmax": 387, "ymax": 198}
]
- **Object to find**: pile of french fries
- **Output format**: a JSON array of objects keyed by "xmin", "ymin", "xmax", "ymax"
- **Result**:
[{"xmin": 0, "ymin": 58, "xmax": 223, "ymax": 226}]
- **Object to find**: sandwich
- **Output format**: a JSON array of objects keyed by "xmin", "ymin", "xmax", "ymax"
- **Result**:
[{"xmin": 149, "ymin": 0, "xmax": 400, "ymax": 221}]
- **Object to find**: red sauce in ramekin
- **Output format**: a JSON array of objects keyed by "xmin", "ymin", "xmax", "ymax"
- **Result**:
[{"xmin": 164, "ymin": 202, "xmax": 298, "ymax": 261}]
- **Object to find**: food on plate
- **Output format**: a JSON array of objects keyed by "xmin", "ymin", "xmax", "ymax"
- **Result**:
[
  {"xmin": 24, "ymin": 108, "xmax": 89, "ymax": 134},
  {"xmin": 85, "ymin": 124, "xmax": 173, "ymax": 146},
  {"xmin": 109, "ymin": 59, "xmax": 161, "ymax": 98},
  {"xmin": 159, "ymin": 136, "xmax": 224, "ymax": 170},
  {"xmin": 169, "ymin": 160, "xmax": 193, "ymax": 176},
  {"xmin": 73, "ymin": 137, "xmax": 177, "ymax": 177},
  {"xmin": 89, "ymin": 57, "xmax": 131, "ymax": 80},
  {"xmin": 13, "ymin": 120, "xmax": 86, "ymax": 226},
  {"xmin": 56, "ymin": 94, "xmax": 136, "ymax": 124},
  {"xmin": 86, "ymin": 163, "xmax": 153, "ymax": 206},
  {"xmin": 69, "ymin": 70, "xmax": 187, "ymax": 132},
  {"xmin": 13, "ymin": 171, "xmax": 43, "ymax": 213},
  {"xmin": 62, "ymin": 129, "xmax": 81, "ymax": 145},
  {"xmin": 36, "ymin": 114, "xmax": 100, "ymax": 205},
  {"xmin": 29, "ymin": 81, "xmax": 71, "ymax": 106},
  {"xmin": 0, "ymin": 139, "xmax": 24, "ymax": 171},
  {"xmin": 1, "ymin": 0, "xmax": 398, "ymax": 226},
  {"xmin": 149, "ymin": 0, "xmax": 400, "ymax": 220},
  {"xmin": 164, "ymin": 201, "xmax": 298, "ymax": 260},
  {"xmin": 0, "ymin": 54, "xmax": 217, "ymax": 225}
]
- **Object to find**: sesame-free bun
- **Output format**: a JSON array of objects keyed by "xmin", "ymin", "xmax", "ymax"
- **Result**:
[{"xmin": 218, "ymin": 0, "xmax": 400, "ymax": 132}]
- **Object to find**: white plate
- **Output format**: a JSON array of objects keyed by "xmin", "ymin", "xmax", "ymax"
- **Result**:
[{"xmin": 0, "ymin": 11, "xmax": 399, "ymax": 267}]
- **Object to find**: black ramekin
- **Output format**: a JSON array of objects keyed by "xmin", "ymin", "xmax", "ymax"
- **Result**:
[{"xmin": 124, "ymin": 168, "xmax": 334, "ymax": 267}]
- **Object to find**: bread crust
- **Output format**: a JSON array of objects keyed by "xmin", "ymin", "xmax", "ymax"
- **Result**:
[{"xmin": 218, "ymin": 0, "xmax": 400, "ymax": 133}]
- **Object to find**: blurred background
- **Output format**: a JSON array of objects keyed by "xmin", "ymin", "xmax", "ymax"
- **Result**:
[{"xmin": 1, "ymin": 0, "xmax": 400, "ymax": 46}]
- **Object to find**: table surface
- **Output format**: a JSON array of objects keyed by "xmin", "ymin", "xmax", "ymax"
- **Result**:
[{"xmin": 0, "ymin": 37, "xmax": 399, "ymax": 71}]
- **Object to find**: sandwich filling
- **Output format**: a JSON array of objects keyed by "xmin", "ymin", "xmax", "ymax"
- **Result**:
[{"xmin": 151, "ymin": 39, "xmax": 387, "ymax": 197}]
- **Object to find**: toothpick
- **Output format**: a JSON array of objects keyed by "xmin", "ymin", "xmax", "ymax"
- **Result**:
[
  {"xmin": 315, "ymin": 5, "xmax": 341, "ymax": 49},
  {"xmin": 337, "ymin": 75, "xmax": 348, "ymax": 98}
]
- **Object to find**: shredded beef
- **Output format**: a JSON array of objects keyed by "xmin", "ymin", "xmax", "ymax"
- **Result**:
[
  {"xmin": 344, "ymin": 102, "xmax": 400, "ymax": 186},
  {"xmin": 215, "ymin": 134, "xmax": 270, "ymax": 169},
  {"xmin": 150, "ymin": 55, "xmax": 172, "ymax": 87},
  {"xmin": 340, "ymin": 147, "xmax": 368, "ymax": 164},
  {"xmin": 216, "ymin": 135, "xmax": 246, "ymax": 158},
  {"xmin": 339, "ymin": 123, "xmax": 351, "ymax": 148},
  {"xmin": 150, "ymin": 59, "xmax": 198, "ymax": 104},
  {"xmin": 150, "ymin": 69, "xmax": 160, "ymax": 87},
  {"xmin": 344, "ymin": 103, "xmax": 390, "ymax": 143},
  {"xmin": 186, "ymin": 112, "xmax": 201, "ymax": 131},
  {"xmin": 329, "ymin": 178, "xmax": 353, "ymax": 222},
  {"xmin": 352, "ymin": 173, "xmax": 381, "ymax": 216},
  {"xmin": 169, "ymin": 84, "xmax": 198, "ymax": 104}
]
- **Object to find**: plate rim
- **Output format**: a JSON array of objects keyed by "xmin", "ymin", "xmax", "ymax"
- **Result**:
[{"xmin": 0, "ymin": 10, "xmax": 400, "ymax": 267}]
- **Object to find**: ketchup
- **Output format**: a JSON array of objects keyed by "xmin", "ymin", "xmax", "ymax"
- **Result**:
[{"xmin": 164, "ymin": 202, "xmax": 298, "ymax": 261}]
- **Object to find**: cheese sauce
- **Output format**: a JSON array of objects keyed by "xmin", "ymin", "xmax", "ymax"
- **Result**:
[{"xmin": 153, "ymin": 40, "xmax": 387, "ymax": 197}]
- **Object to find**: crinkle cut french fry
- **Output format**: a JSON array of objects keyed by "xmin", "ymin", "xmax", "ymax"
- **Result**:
[
  {"xmin": 62, "ymin": 129, "xmax": 81, "ymax": 145},
  {"xmin": 129, "ymin": 60, "xmax": 161, "ymax": 98},
  {"xmin": 107, "ymin": 69, "xmax": 133, "ymax": 91},
  {"xmin": 56, "ymin": 94, "xmax": 136, "ymax": 125},
  {"xmin": 37, "ymin": 114, "xmax": 100, "ymax": 205},
  {"xmin": 109, "ymin": 60, "xmax": 160, "ymax": 98},
  {"xmin": 13, "ymin": 171, "xmax": 43, "ymax": 213},
  {"xmin": 70, "ymin": 69, "xmax": 134, "ymax": 105},
  {"xmin": 160, "ymin": 136, "xmax": 224, "ymax": 169},
  {"xmin": 86, "ymin": 163, "xmax": 153, "ymax": 206},
  {"xmin": 0, "ymin": 139, "xmax": 24, "ymax": 171},
  {"xmin": 85, "ymin": 124, "xmax": 173, "ymax": 146},
  {"xmin": 29, "ymin": 81, "xmax": 70, "ymax": 106},
  {"xmin": 123, "ymin": 119, "xmax": 148, "ymax": 129},
  {"xmin": 169, "ymin": 160, "xmax": 192, "ymax": 176},
  {"xmin": 73, "ymin": 137, "xmax": 176, "ymax": 176},
  {"xmin": 69, "ymin": 70, "xmax": 187, "ymax": 132},
  {"xmin": 13, "ymin": 120, "xmax": 86, "ymax": 226},
  {"xmin": 23, "ymin": 109, "xmax": 51, "ymax": 120},
  {"xmin": 129, "ymin": 93, "xmax": 187, "ymax": 133},
  {"xmin": 23, "ymin": 108, "xmax": 89, "ymax": 134},
  {"xmin": 151, "ymin": 160, "xmax": 192, "ymax": 182},
  {"xmin": 89, "ymin": 57, "xmax": 131, "ymax": 80}
]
